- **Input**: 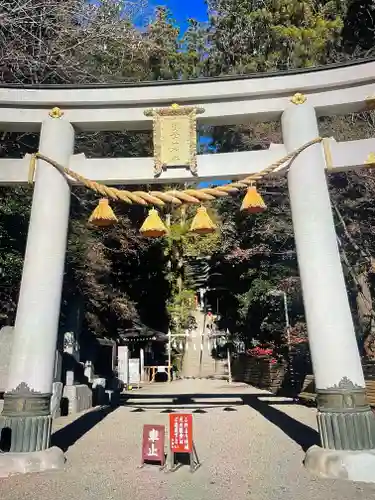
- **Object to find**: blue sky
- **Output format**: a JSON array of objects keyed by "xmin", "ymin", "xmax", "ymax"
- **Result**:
[
  {"xmin": 145, "ymin": 1, "xmax": 224, "ymax": 187},
  {"xmin": 154, "ymin": 0, "xmax": 208, "ymax": 31},
  {"xmin": 157, "ymin": 2, "xmax": 224, "ymax": 187}
]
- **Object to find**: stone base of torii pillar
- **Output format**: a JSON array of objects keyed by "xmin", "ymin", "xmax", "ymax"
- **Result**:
[
  {"xmin": 0, "ymin": 447, "xmax": 64, "ymax": 479},
  {"xmin": 304, "ymin": 446, "xmax": 375, "ymax": 483},
  {"xmin": 283, "ymin": 102, "xmax": 375, "ymax": 482}
]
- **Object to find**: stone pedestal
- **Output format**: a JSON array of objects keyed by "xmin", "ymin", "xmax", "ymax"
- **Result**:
[
  {"xmin": 0, "ymin": 446, "xmax": 64, "ymax": 478},
  {"xmin": 62, "ymin": 384, "xmax": 92, "ymax": 414},
  {"xmin": 0, "ymin": 383, "xmax": 52, "ymax": 452},
  {"xmin": 305, "ymin": 445, "xmax": 375, "ymax": 483},
  {"xmin": 316, "ymin": 381, "xmax": 375, "ymax": 450}
]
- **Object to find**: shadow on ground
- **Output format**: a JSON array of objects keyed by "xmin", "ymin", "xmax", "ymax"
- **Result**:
[
  {"xmin": 51, "ymin": 391, "xmax": 320, "ymax": 453},
  {"xmin": 51, "ymin": 405, "xmax": 117, "ymax": 452},
  {"xmin": 242, "ymin": 395, "xmax": 319, "ymax": 451},
  {"xmin": 120, "ymin": 392, "xmax": 320, "ymax": 452}
]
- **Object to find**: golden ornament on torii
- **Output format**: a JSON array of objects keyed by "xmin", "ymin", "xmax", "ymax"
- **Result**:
[{"xmin": 144, "ymin": 103, "xmax": 205, "ymax": 177}]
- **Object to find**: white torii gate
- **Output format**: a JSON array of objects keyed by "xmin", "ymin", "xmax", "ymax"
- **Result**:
[{"xmin": 1, "ymin": 59, "xmax": 375, "ymax": 480}]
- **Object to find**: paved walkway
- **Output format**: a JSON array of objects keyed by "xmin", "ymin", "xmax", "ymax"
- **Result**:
[{"xmin": 2, "ymin": 379, "xmax": 375, "ymax": 500}]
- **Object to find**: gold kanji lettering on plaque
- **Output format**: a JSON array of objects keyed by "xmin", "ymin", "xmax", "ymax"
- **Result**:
[{"xmin": 144, "ymin": 103, "xmax": 205, "ymax": 177}]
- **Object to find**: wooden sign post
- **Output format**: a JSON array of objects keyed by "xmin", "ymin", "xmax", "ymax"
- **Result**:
[
  {"xmin": 168, "ymin": 413, "xmax": 200, "ymax": 473},
  {"xmin": 141, "ymin": 424, "xmax": 166, "ymax": 468}
]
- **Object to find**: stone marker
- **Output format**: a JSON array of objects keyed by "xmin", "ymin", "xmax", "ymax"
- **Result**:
[
  {"xmin": 62, "ymin": 384, "xmax": 92, "ymax": 414},
  {"xmin": 50, "ymin": 382, "xmax": 63, "ymax": 419},
  {"xmin": 0, "ymin": 326, "xmax": 14, "ymax": 393}
]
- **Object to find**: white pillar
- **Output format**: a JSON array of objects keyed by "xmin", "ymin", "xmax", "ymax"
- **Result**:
[
  {"xmin": 1, "ymin": 116, "xmax": 74, "ymax": 452},
  {"xmin": 140, "ymin": 348, "xmax": 145, "ymax": 382},
  {"xmin": 282, "ymin": 103, "xmax": 363, "ymax": 389},
  {"xmin": 282, "ymin": 102, "xmax": 375, "ymax": 451},
  {"xmin": 8, "ymin": 118, "xmax": 73, "ymax": 393}
]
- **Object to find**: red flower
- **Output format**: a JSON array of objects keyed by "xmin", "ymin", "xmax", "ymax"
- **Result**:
[{"xmin": 247, "ymin": 346, "xmax": 274, "ymax": 357}]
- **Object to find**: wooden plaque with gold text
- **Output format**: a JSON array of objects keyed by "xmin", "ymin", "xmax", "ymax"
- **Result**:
[{"xmin": 144, "ymin": 104, "xmax": 205, "ymax": 176}]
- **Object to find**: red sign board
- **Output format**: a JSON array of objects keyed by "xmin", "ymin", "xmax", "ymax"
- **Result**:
[
  {"xmin": 141, "ymin": 424, "xmax": 165, "ymax": 465},
  {"xmin": 169, "ymin": 413, "xmax": 193, "ymax": 453}
]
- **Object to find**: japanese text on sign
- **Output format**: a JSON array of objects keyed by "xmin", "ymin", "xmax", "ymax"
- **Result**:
[
  {"xmin": 159, "ymin": 116, "xmax": 190, "ymax": 166},
  {"xmin": 169, "ymin": 413, "xmax": 193, "ymax": 453},
  {"xmin": 141, "ymin": 424, "xmax": 165, "ymax": 465}
]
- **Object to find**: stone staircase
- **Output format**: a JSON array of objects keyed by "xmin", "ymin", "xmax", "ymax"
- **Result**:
[{"xmin": 182, "ymin": 311, "xmax": 228, "ymax": 380}]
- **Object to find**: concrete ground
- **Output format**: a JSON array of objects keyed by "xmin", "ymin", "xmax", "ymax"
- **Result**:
[{"xmin": 1, "ymin": 378, "xmax": 375, "ymax": 500}]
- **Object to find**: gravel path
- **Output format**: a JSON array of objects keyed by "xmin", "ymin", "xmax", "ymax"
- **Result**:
[{"xmin": 2, "ymin": 379, "xmax": 375, "ymax": 500}]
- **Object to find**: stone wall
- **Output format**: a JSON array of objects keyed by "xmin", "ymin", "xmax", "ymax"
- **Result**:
[
  {"xmin": 363, "ymin": 361, "xmax": 375, "ymax": 380},
  {"xmin": 233, "ymin": 348, "xmax": 375, "ymax": 396},
  {"xmin": 232, "ymin": 355, "xmax": 286, "ymax": 394}
]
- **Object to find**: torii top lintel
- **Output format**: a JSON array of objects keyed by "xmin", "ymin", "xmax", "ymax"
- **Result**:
[{"xmin": 0, "ymin": 58, "xmax": 375, "ymax": 132}]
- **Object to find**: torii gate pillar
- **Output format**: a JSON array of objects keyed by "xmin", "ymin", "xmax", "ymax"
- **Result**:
[
  {"xmin": 282, "ymin": 102, "xmax": 375, "ymax": 471},
  {"xmin": 0, "ymin": 116, "xmax": 74, "ymax": 452}
]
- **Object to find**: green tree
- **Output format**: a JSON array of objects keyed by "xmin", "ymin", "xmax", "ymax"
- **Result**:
[
  {"xmin": 181, "ymin": 18, "xmax": 210, "ymax": 79},
  {"xmin": 0, "ymin": 187, "xmax": 32, "ymax": 324},
  {"xmin": 162, "ymin": 204, "xmax": 221, "ymax": 331},
  {"xmin": 145, "ymin": 7, "xmax": 182, "ymax": 80}
]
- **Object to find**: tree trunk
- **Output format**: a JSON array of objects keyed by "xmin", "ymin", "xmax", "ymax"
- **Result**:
[{"xmin": 356, "ymin": 272, "xmax": 375, "ymax": 360}]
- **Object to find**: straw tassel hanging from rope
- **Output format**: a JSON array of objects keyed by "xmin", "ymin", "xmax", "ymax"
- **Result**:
[
  {"xmin": 88, "ymin": 198, "xmax": 118, "ymax": 227},
  {"xmin": 140, "ymin": 208, "xmax": 168, "ymax": 238},
  {"xmin": 240, "ymin": 183, "xmax": 267, "ymax": 213},
  {"xmin": 189, "ymin": 206, "xmax": 217, "ymax": 235}
]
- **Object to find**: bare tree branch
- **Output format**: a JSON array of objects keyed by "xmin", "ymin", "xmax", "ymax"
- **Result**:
[{"xmin": 0, "ymin": 0, "xmax": 150, "ymax": 84}]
